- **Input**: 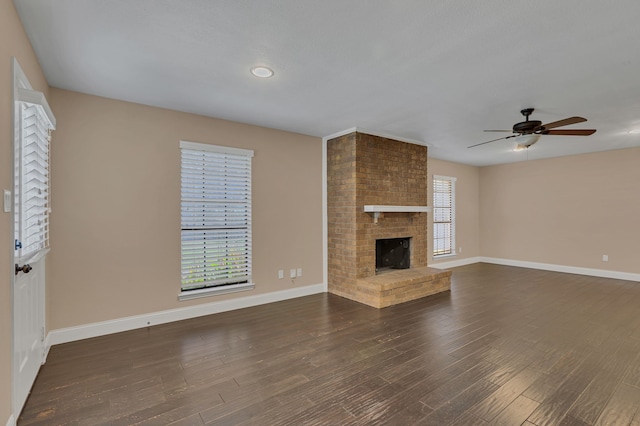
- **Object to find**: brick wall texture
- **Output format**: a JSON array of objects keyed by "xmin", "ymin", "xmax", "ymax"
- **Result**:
[{"xmin": 327, "ymin": 131, "xmax": 446, "ymax": 307}]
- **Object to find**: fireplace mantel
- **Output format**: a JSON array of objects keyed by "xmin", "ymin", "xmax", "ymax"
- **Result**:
[
  {"xmin": 364, "ymin": 205, "xmax": 431, "ymax": 223},
  {"xmin": 364, "ymin": 205, "xmax": 431, "ymax": 213}
]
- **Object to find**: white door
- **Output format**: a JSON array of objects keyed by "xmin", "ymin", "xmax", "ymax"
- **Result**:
[
  {"xmin": 12, "ymin": 58, "xmax": 53, "ymax": 416},
  {"xmin": 13, "ymin": 257, "xmax": 45, "ymax": 415}
]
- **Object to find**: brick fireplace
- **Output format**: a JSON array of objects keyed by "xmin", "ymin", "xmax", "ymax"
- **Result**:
[{"xmin": 327, "ymin": 131, "xmax": 451, "ymax": 308}]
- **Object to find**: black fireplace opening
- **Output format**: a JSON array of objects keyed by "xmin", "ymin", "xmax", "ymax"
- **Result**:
[{"xmin": 376, "ymin": 237, "xmax": 411, "ymax": 273}]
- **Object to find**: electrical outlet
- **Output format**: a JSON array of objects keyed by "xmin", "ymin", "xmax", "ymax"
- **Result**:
[
  {"xmin": 602, "ymin": 255, "xmax": 609, "ymax": 262},
  {"xmin": 290, "ymin": 269, "xmax": 296, "ymax": 278},
  {"xmin": 458, "ymin": 247, "xmax": 462, "ymax": 253},
  {"xmin": 297, "ymin": 268, "xmax": 303, "ymax": 277},
  {"xmin": 278, "ymin": 269, "xmax": 284, "ymax": 279}
]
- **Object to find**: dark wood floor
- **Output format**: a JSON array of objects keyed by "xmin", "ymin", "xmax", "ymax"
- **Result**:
[{"xmin": 19, "ymin": 263, "xmax": 640, "ymax": 425}]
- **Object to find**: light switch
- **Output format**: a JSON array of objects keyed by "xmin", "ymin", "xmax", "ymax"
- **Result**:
[
  {"xmin": 297, "ymin": 268, "xmax": 303, "ymax": 277},
  {"xmin": 3, "ymin": 190, "xmax": 11, "ymax": 213},
  {"xmin": 290, "ymin": 269, "xmax": 296, "ymax": 278},
  {"xmin": 278, "ymin": 269, "xmax": 284, "ymax": 279}
]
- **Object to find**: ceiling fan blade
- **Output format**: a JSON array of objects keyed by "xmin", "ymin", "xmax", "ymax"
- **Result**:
[
  {"xmin": 541, "ymin": 116, "xmax": 587, "ymax": 130},
  {"xmin": 544, "ymin": 129, "xmax": 596, "ymax": 136},
  {"xmin": 468, "ymin": 134, "xmax": 517, "ymax": 148},
  {"xmin": 483, "ymin": 129, "xmax": 512, "ymax": 132}
]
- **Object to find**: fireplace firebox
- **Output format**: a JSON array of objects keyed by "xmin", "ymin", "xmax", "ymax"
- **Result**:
[{"xmin": 376, "ymin": 237, "xmax": 411, "ymax": 273}]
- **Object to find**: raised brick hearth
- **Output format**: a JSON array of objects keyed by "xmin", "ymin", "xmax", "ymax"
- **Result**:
[
  {"xmin": 327, "ymin": 131, "xmax": 451, "ymax": 308},
  {"xmin": 356, "ymin": 267, "xmax": 452, "ymax": 308}
]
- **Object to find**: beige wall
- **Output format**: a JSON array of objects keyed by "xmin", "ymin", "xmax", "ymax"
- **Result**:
[
  {"xmin": 428, "ymin": 158, "xmax": 481, "ymax": 264},
  {"xmin": 48, "ymin": 89, "xmax": 323, "ymax": 330},
  {"xmin": 1, "ymin": 0, "xmax": 51, "ymax": 421},
  {"xmin": 480, "ymin": 147, "xmax": 640, "ymax": 273}
]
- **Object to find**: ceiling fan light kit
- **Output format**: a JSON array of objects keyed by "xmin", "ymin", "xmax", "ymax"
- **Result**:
[
  {"xmin": 468, "ymin": 108, "xmax": 597, "ymax": 149},
  {"xmin": 514, "ymin": 134, "xmax": 540, "ymax": 150}
]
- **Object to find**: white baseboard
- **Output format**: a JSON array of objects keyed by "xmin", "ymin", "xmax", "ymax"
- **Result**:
[
  {"xmin": 47, "ymin": 283, "xmax": 324, "ymax": 347},
  {"xmin": 429, "ymin": 256, "xmax": 640, "ymax": 282},
  {"xmin": 480, "ymin": 257, "xmax": 640, "ymax": 282},
  {"xmin": 6, "ymin": 415, "xmax": 16, "ymax": 426},
  {"xmin": 430, "ymin": 256, "xmax": 482, "ymax": 270}
]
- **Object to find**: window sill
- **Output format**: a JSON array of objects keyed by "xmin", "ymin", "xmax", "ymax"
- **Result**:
[
  {"xmin": 432, "ymin": 253, "xmax": 457, "ymax": 260},
  {"xmin": 178, "ymin": 282, "xmax": 254, "ymax": 301}
]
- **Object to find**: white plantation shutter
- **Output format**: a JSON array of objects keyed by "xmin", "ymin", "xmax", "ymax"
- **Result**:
[
  {"xmin": 15, "ymin": 88, "xmax": 55, "ymax": 262},
  {"xmin": 433, "ymin": 175, "xmax": 456, "ymax": 257},
  {"xmin": 180, "ymin": 141, "xmax": 253, "ymax": 293}
]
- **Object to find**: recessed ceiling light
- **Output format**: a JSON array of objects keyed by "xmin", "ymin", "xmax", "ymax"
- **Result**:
[
  {"xmin": 629, "ymin": 128, "xmax": 640, "ymax": 134},
  {"xmin": 250, "ymin": 66, "xmax": 274, "ymax": 78}
]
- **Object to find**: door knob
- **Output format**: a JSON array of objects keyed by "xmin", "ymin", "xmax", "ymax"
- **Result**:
[{"xmin": 15, "ymin": 264, "xmax": 32, "ymax": 275}]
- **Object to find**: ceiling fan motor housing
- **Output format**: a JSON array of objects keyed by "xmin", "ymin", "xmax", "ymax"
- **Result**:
[{"xmin": 513, "ymin": 120, "xmax": 542, "ymax": 134}]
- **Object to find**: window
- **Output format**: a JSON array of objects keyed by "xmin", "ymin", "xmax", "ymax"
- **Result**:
[
  {"xmin": 14, "ymin": 82, "xmax": 56, "ymax": 263},
  {"xmin": 179, "ymin": 141, "xmax": 254, "ymax": 300},
  {"xmin": 433, "ymin": 175, "xmax": 456, "ymax": 257}
]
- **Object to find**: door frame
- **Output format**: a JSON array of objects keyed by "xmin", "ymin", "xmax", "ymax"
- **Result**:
[{"xmin": 11, "ymin": 57, "xmax": 48, "ymax": 418}]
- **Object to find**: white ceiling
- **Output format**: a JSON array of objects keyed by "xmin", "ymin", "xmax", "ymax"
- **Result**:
[{"xmin": 14, "ymin": 0, "xmax": 640, "ymax": 166}]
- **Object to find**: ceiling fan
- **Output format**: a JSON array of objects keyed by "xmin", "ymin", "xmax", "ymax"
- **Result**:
[{"xmin": 468, "ymin": 108, "xmax": 596, "ymax": 149}]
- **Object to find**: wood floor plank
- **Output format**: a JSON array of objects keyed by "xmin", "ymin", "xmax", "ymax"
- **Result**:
[
  {"xmin": 566, "ymin": 340, "xmax": 639, "ymax": 424},
  {"xmin": 420, "ymin": 360, "xmax": 500, "ymax": 409},
  {"xmin": 448, "ymin": 411, "xmax": 488, "ymax": 426},
  {"xmin": 558, "ymin": 415, "xmax": 591, "ymax": 425},
  {"xmin": 594, "ymin": 382, "xmax": 640, "ymax": 426},
  {"xmin": 522, "ymin": 350, "xmax": 586, "ymax": 403},
  {"xmin": 418, "ymin": 379, "xmax": 499, "ymax": 425},
  {"xmin": 527, "ymin": 350, "xmax": 610, "ymax": 426},
  {"xmin": 382, "ymin": 400, "xmax": 434, "ymax": 425},
  {"xmin": 490, "ymin": 395, "xmax": 539, "ymax": 426},
  {"xmin": 165, "ymin": 412, "xmax": 204, "ymax": 426},
  {"xmin": 469, "ymin": 367, "xmax": 541, "ymax": 421}
]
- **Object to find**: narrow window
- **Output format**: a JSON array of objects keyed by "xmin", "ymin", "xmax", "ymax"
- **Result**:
[
  {"xmin": 15, "ymin": 86, "xmax": 55, "ymax": 263},
  {"xmin": 179, "ymin": 141, "xmax": 254, "ymax": 300},
  {"xmin": 433, "ymin": 175, "xmax": 456, "ymax": 257}
]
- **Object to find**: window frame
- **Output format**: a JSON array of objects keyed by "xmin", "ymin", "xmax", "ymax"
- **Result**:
[
  {"xmin": 14, "ymin": 61, "xmax": 56, "ymax": 265},
  {"xmin": 179, "ymin": 140, "xmax": 254, "ymax": 301},
  {"xmin": 432, "ymin": 175, "xmax": 456, "ymax": 258}
]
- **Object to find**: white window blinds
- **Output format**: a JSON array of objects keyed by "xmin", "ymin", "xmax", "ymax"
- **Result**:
[
  {"xmin": 180, "ymin": 141, "xmax": 253, "ymax": 292},
  {"xmin": 15, "ymin": 88, "xmax": 55, "ymax": 263},
  {"xmin": 433, "ymin": 175, "xmax": 456, "ymax": 257}
]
